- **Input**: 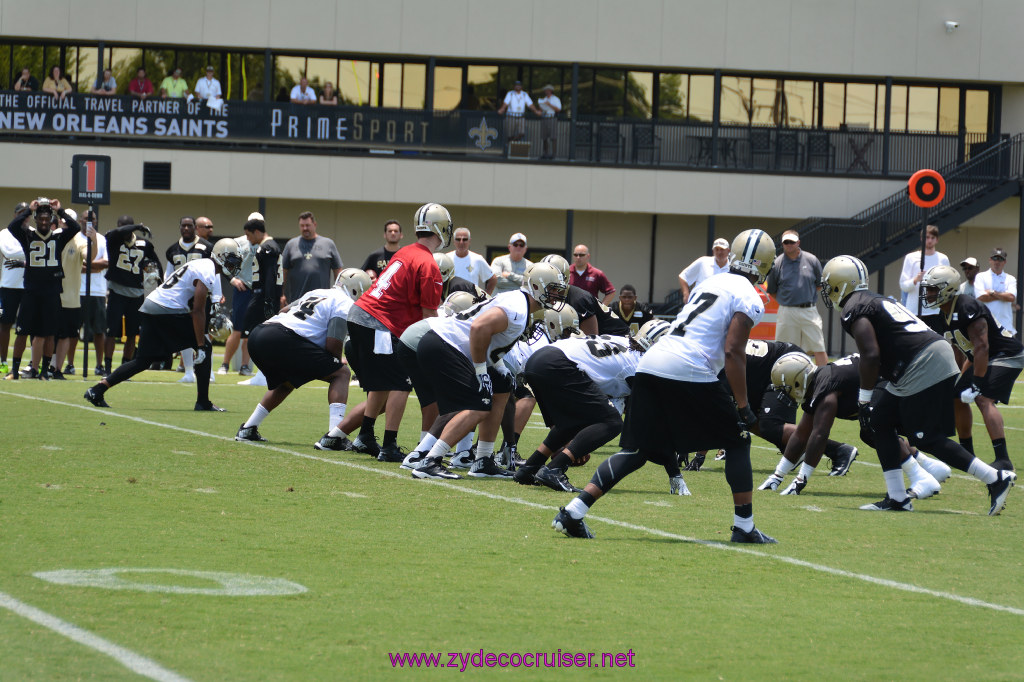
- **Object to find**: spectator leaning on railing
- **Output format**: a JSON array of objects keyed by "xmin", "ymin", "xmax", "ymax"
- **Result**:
[{"xmin": 129, "ymin": 67, "xmax": 154, "ymax": 99}]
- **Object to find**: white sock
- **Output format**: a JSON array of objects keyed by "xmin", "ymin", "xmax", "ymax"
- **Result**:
[
  {"xmin": 243, "ymin": 404, "xmax": 270, "ymax": 429},
  {"xmin": 414, "ymin": 433, "xmax": 438, "ymax": 455},
  {"xmin": 798, "ymin": 462, "xmax": 816, "ymax": 480},
  {"xmin": 181, "ymin": 348, "xmax": 194, "ymax": 371},
  {"xmin": 883, "ymin": 469, "xmax": 908, "ymax": 501},
  {"xmin": 420, "ymin": 430, "xmax": 429, "ymax": 441},
  {"xmin": 967, "ymin": 457, "xmax": 998, "ymax": 484},
  {"xmin": 773, "ymin": 458, "xmax": 796, "ymax": 477},
  {"xmin": 477, "ymin": 441, "xmax": 495, "ymax": 460},
  {"xmin": 456, "ymin": 432, "xmax": 474, "ymax": 453},
  {"xmin": 327, "ymin": 425, "xmax": 347, "ymax": 438},
  {"xmin": 427, "ymin": 440, "xmax": 452, "ymax": 463},
  {"xmin": 329, "ymin": 403, "xmax": 346, "ymax": 431},
  {"xmin": 732, "ymin": 514, "xmax": 754, "ymax": 532},
  {"xmin": 565, "ymin": 497, "xmax": 589, "ymax": 519}
]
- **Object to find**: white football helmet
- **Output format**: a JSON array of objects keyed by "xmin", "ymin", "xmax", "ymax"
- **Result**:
[
  {"xmin": 440, "ymin": 290, "xmax": 477, "ymax": 317},
  {"xmin": 208, "ymin": 303, "xmax": 234, "ymax": 343},
  {"xmin": 414, "ymin": 203, "xmax": 453, "ymax": 250},
  {"xmin": 540, "ymin": 254, "xmax": 570, "ymax": 282},
  {"xmin": 729, "ymin": 229, "xmax": 775, "ymax": 285},
  {"xmin": 634, "ymin": 319, "xmax": 671, "ymax": 351},
  {"xmin": 334, "ymin": 268, "xmax": 372, "ymax": 301},
  {"xmin": 770, "ymin": 352, "xmax": 815, "ymax": 403},
  {"xmin": 542, "ymin": 305, "xmax": 580, "ymax": 341},
  {"xmin": 820, "ymin": 255, "xmax": 869, "ymax": 310},
  {"xmin": 522, "ymin": 262, "xmax": 568, "ymax": 310},
  {"xmin": 434, "ymin": 252, "xmax": 454, "ymax": 283},
  {"xmin": 141, "ymin": 261, "xmax": 162, "ymax": 295},
  {"xmin": 212, "ymin": 238, "xmax": 244, "ymax": 277},
  {"xmin": 921, "ymin": 264, "xmax": 961, "ymax": 309}
]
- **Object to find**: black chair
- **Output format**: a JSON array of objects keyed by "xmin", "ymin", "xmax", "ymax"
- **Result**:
[
  {"xmin": 806, "ymin": 132, "xmax": 835, "ymax": 172},
  {"xmin": 632, "ymin": 123, "xmax": 661, "ymax": 164},
  {"xmin": 573, "ymin": 121, "xmax": 594, "ymax": 161},
  {"xmin": 776, "ymin": 131, "xmax": 802, "ymax": 170},
  {"xmin": 749, "ymin": 129, "xmax": 772, "ymax": 169},
  {"xmin": 596, "ymin": 122, "xmax": 624, "ymax": 163}
]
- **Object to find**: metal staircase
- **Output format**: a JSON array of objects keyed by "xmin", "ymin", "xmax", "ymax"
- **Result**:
[{"xmin": 785, "ymin": 134, "xmax": 1024, "ymax": 273}]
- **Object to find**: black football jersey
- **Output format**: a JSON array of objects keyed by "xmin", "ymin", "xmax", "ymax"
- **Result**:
[
  {"xmin": 165, "ymin": 238, "xmax": 213, "ymax": 272},
  {"xmin": 566, "ymin": 285, "xmax": 629, "ymax": 336},
  {"xmin": 745, "ymin": 339, "xmax": 803, "ymax": 397},
  {"xmin": 840, "ymin": 290, "xmax": 942, "ymax": 384},
  {"xmin": 3, "ymin": 210, "xmax": 80, "ymax": 293},
  {"xmin": 803, "ymin": 353, "xmax": 860, "ymax": 419},
  {"xmin": 937, "ymin": 294, "xmax": 1023, "ymax": 361},
  {"xmin": 616, "ymin": 303, "xmax": 652, "ymax": 336},
  {"xmin": 445, "ymin": 275, "xmax": 487, "ymax": 302},
  {"xmin": 252, "ymin": 239, "xmax": 283, "ymax": 292}
]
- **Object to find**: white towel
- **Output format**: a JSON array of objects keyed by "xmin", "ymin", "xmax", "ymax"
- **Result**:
[{"xmin": 373, "ymin": 329, "xmax": 393, "ymax": 354}]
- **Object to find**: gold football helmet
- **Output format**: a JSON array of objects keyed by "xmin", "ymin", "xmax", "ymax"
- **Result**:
[
  {"xmin": 440, "ymin": 290, "xmax": 477, "ymax": 317},
  {"xmin": 634, "ymin": 319, "xmax": 671, "ymax": 351},
  {"xmin": 729, "ymin": 229, "xmax": 776, "ymax": 284},
  {"xmin": 414, "ymin": 203, "xmax": 453, "ymax": 249},
  {"xmin": 820, "ymin": 255, "xmax": 869, "ymax": 309},
  {"xmin": 770, "ymin": 352, "xmax": 815, "ymax": 403},
  {"xmin": 433, "ymin": 252, "xmax": 455, "ymax": 283},
  {"xmin": 920, "ymin": 264, "xmax": 961, "ymax": 309},
  {"xmin": 540, "ymin": 254, "xmax": 570, "ymax": 282},
  {"xmin": 334, "ymin": 267, "xmax": 372, "ymax": 301},
  {"xmin": 212, "ymin": 238, "xmax": 244, "ymax": 277},
  {"xmin": 542, "ymin": 305, "xmax": 580, "ymax": 341},
  {"xmin": 522, "ymin": 262, "xmax": 568, "ymax": 310}
]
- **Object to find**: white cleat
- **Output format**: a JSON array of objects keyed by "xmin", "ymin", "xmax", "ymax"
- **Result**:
[
  {"xmin": 758, "ymin": 473, "xmax": 783, "ymax": 491},
  {"xmin": 907, "ymin": 474, "xmax": 941, "ymax": 499},
  {"xmin": 914, "ymin": 452, "xmax": 952, "ymax": 483},
  {"xmin": 178, "ymin": 373, "xmax": 196, "ymax": 384}
]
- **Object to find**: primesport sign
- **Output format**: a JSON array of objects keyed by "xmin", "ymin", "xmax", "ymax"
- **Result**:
[{"xmin": 71, "ymin": 155, "xmax": 111, "ymax": 205}]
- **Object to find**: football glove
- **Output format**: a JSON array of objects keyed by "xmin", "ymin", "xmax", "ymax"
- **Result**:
[
  {"xmin": 960, "ymin": 374, "xmax": 986, "ymax": 404},
  {"xmin": 194, "ymin": 348, "xmax": 207, "ymax": 366},
  {"xmin": 858, "ymin": 402, "xmax": 873, "ymax": 441},
  {"xmin": 4, "ymin": 258, "xmax": 25, "ymax": 270},
  {"xmin": 476, "ymin": 371, "xmax": 493, "ymax": 399}
]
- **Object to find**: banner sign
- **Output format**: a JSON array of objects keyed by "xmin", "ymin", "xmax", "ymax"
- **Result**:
[{"xmin": 0, "ymin": 92, "xmax": 506, "ymax": 155}]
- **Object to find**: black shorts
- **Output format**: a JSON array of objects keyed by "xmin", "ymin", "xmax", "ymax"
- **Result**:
[
  {"xmin": 135, "ymin": 313, "xmax": 200, "ymax": 361},
  {"xmin": 0, "ymin": 287, "xmax": 22, "ymax": 324},
  {"xmin": 231, "ymin": 288, "xmax": 253, "ymax": 328},
  {"xmin": 513, "ymin": 378, "xmax": 535, "ymax": 400},
  {"xmin": 955, "ymin": 363, "xmax": 1021, "ymax": 405},
  {"xmin": 248, "ymin": 322, "xmax": 343, "ymax": 391},
  {"xmin": 871, "ymin": 376, "xmax": 956, "ymax": 446},
  {"xmin": 242, "ymin": 292, "xmax": 276, "ymax": 338},
  {"xmin": 397, "ymin": 342, "xmax": 434, "ymax": 409},
  {"xmin": 106, "ymin": 291, "xmax": 144, "ymax": 338},
  {"xmin": 346, "ymin": 320, "xmax": 411, "ymax": 392},
  {"xmin": 524, "ymin": 346, "xmax": 619, "ymax": 429},
  {"xmin": 15, "ymin": 289, "xmax": 60, "ymax": 337},
  {"xmin": 620, "ymin": 372, "xmax": 747, "ymax": 465},
  {"xmin": 417, "ymin": 331, "xmax": 511, "ymax": 414},
  {"xmin": 757, "ymin": 388, "xmax": 796, "ymax": 429},
  {"xmin": 79, "ymin": 295, "xmax": 106, "ymax": 337},
  {"xmin": 57, "ymin": 305, "xmax": 82, "ymax": 339}
]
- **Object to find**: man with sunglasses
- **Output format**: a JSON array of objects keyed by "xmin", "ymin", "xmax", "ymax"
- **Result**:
[
  {"xmin": 569, "ymin": 244, "xmax": 615, "ymax": 305},
  {"xmin": 975, "ymin": 247, "xmax": 1017, "ymax": 336},
  {"xmin": 490, "ymin": 232, "xmax": 532, "ymax": 294},
  {"xmin": 448, "ymin": 227, "xmax": 496, "ymax": 295}
]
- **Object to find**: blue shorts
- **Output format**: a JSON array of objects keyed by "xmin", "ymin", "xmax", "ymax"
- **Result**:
[{"xmin": 231, "ymin": 288, "xmax": 253, "ymax": 328}]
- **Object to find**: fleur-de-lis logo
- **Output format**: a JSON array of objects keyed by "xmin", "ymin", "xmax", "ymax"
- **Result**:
[{"xmin": 469, "ymin": 116, "xmax": 498, "ymax": 151}]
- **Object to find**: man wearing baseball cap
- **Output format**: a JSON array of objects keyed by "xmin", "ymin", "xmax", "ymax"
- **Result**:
[
  {"xmin": 490, "ymin": 232, "xmax": 532, "ymax": 294},
  {"xmin": 678, "ymin": 237, "xmax": 731, "ymax": 303},
  {"xmin": 765, "ymin": 230, "xmax": 828, "ymax": 366},
  {"xmin": 976, "ymin": 247, "xmax": 1017, "ymax": 335},
  {"xmin": 959, "ymin": 257, "xmax": 979, "ymax": 297}
]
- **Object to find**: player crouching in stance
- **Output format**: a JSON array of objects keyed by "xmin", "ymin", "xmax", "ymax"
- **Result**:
[
  {"xmin": 236, "ymin": 268, "xmax": 369, "ymax": 443},
  {"xmin": 517, "ymin": 319, "xmax": 670, "ymax": 494},
  {"xmin": 921, "ymin": 264, "xmax": 1020, "ymax": 472},
  {"xmin": 552, "ymin": 229, "xmax": 778, "ymax": 543},
  {"xmin": 84, "ymin": 238, "xmax": 242, "ymax": 410},
  {"xmin": 407, "ymin": 262, "xmax": 568, "ymax": 480},
  {"xmin": 821, "ymin": 255, "xmax": 1015, "ymax": 514}
]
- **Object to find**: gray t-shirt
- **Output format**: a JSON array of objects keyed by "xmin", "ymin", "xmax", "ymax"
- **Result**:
[
  {"xmin": 766, "ymin": 250, "xmax": 822, "ymax": 306},
  {"xmin": 490, "ymin": 254, "xmax": 533, "ymax": 294},
  {"xmin": 281, "ymin": 235, "xmax": 342, "ymax": 300}
]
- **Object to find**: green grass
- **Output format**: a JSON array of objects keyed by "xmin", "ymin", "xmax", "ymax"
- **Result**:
[{"xmin": 1, "ymin": 348, "xmax": 1023, "ymax": 680}]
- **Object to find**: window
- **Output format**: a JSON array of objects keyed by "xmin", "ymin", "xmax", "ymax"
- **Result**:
[
  {"xmin": 938, "ymin": 87, "xmax": 959, "ymax": 133},
  {"xmin": 402, "ymin": 63, "xmax": 425, "ymax": 109},
  {"xmin": 964, "ymin": 89, "xmax": 989, "ymax": 134},
  {"xmin": 783, "ymin": 80, "xmax": 816, "ymax": 127},
  {"xmin": 594, "ymin": 69, "xmax": 624, "ymax": 117},
  {"xmin": 845, "ymin": 83, "xmax": 877, "ymax": 128},
  {"xmin": 907, "ymin": 86, "xmax": 938, "ymax": 131},
  {"xmin": 720, "ymin": 75, "xmax": 751, "ymax": 124},
  {"xmin": 337, "ymin": 59, "xmax": 372, "ymax": 106},
  {"xmin": 432, "ymin": 65, "xmax": 462, "ymax": 110},
  {"xmin": 889, "ymin": 85, "xmax": 908, "ymax": 131},
  {"xmin": 305, "ymin": 57, "xmax": 338, "ymax": 101},
  {"xmin": 688, "ymin": 75, "xmax": 714, "ymax": 122},
  {"xmin": 467, "ymin": 65, "xmax": 497, "ymax": 110},
  {"xmin": 626, "ymin": 71, "xmax": 653, "ymax": 119},
  {"xmin": 822, "ymin": 82, "xmax": 844, "ymax": 128}
]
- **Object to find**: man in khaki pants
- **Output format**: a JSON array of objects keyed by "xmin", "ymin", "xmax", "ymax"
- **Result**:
[{"xmin": 765, "ymin": 231, "xmax": 828, "ymax": 366}]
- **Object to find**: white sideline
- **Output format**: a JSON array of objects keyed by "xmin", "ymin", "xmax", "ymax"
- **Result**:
[
  {"xmin": 3, "ymin": 390, "xmax": 1023, "ymax": 619},
  {"xmin": 0, "ymin": 590, "xmax": 192, "ymax": 682}
]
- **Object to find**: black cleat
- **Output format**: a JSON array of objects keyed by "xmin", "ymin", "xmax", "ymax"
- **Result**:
[
  {"xmin": 351, "ymin": 434, "xmax": 380, "ymax": 457},
  {"xmin": 84, "ymin": 388, "xmax": 110, "ymax": 408},
  {"xmin": 314, "ymin": 433, "xmax": 353, "ymax": 451},
  {"xmin": 988, "ymin": 470, "xmax": 1017, "ymax": 516},
  {"xmin": 513, "ymin": 464, "xmax": 541, "ymax": 486},
  {"xmin": 829, "ymin": 444, "xmax": 858, "ymax": 476},
  {"xmin": 730, "ymin": 525, "xmax": 778, "ymax": 544},
  {"xmin": 684, "ymin": 452, "xmax": 706, "ymax": 471},
  {"xmin": 194, "ymin": 402, "xmax": 226, "ymax": 412},
  {"xmin": 49, "ymin": 369, "xmax": 66, "ymax": 380},
  {"xmin": 63, "ymin": 364, "xmax": 75, "ymax": 376},
  {"xmin": 468, "ymin": 457, "xmax": 514, "ymax": 478},
  {"xmin": 411, "ymin": 459, "xmax": 462, "ymax": 480},
  {"xmin": 990, "ymin": 459, "xmax": 1015, "ymax": 473},
  {"xmin": 552, "ymin": 507, "xmax": 594, "ymax": 538},
  {"xmin": 235, "ymin": 424, "xmax": 268, "ymax": 442},
  {"xmin": 377, "ymin": 443, "xmax": 406, "ymax": 462},
  {"xmin": 533, "ymin": 466, "xmax": 583, "ymax": 493},
  {"xmin": 859, "ymin": 495, "xmax": 913, "ymax": 511}
]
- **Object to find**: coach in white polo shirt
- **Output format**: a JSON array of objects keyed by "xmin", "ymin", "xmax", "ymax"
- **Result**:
[
  {"xmin": 497, "ymin": 80, "xmax": 541, "ymax": 142},
  {"xmin": 448, "ymin": 227, "xmax": 496, "ymax": 294},
  {"xmin": 678, "ymin": 237, "xmax": 731, "ymax": 302},
  {"xmin": 976, "ymin": 247, "xmax": 1018, "ymax": 335}
]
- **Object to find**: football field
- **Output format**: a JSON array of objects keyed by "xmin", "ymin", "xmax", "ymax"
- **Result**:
[{"xmin": 1, "ymin": 351, "xmax": 1022, "ymax": 680}]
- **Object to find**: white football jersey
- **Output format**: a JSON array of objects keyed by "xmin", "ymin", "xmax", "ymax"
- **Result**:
[
  {"xmin": 428, "ymin": 290, "xmax": 533, "ymax": 365},
  {"xmin": 145, "ymin": 258, "xmax": 218, "ymax": 312},
  {"xmin": 552, "ymin": 335, "xmax": 641, "ymax": 399},
  {"xmin": 503, "ymin": 335, "xmax": 549, "ymax": 376},
  {"xmin": 268, "ymin": 288, "xmax": 353, "ymax": 347},
  {"xmin": 639, "ymin": 272, "xmax": 764, "ymax": 382}
]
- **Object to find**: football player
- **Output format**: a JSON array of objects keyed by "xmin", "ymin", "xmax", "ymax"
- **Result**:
[
  {"xmin": 820, "ymin": 255, "xmax": 1015, "ymax": 514},
  {"xmin": 435, "ymin": 252, "xmax": 487, "ymax": 302},
  {"xmin": 922, "ymin": 264, "xmax": 1021, "ymax": 472},
  {"xmin": 237, "ymin": 214, "xmax": 284, "ymax": 387},
  {"xmin": 166, "ymin": 215, "xmax": 219, "ymax": 383},
  {"xmin": 102, "ymin": 216, "xmax": 162, "ymax": 375},
  {"xmin": 3, "ymin": 198, "xmax": 81, "ymax": 380},
  {"xmin": 235, "ymin": 271, "xmax": 362, "ymax": 443},
  {"xmin": 407, "ymin": 262, "xmax": 567, "ymax": 480},
  {"xmin": 542, "ymin": 254, "xmax": 630, "ymax": 336},
  {"xmin": 551, "ymin": 229, "xmax": 779, "ymax": 543}
]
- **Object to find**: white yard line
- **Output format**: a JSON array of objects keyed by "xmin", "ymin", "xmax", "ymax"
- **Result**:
[
  {"xmin": 0, "ymin": 590, "xmax": 192, "ymax": 682},
  {"xmin": 2, "ymin": 390, "xmax": 1022, "ymax": 619}
]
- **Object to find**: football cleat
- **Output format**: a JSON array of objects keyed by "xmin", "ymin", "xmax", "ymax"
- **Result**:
[
  {"xmin": 758, "ymin": 473, "xmax": 783, "ymax": 491},
  {"xmin": 63, "ymin": 364, "xmax": 75, "ymax": 376},
  {"xmin": 377, "ymin": 443, "xmax": 406, "ymax": 463},
  {"xmin": 780, "ymin": 475, "xmax": 807, "ymax": 495},
  {"xmin": 237, "ymin": 373, "xmax": 267, "ymax": 386},
  {"xmin": 83, "ymin": 388, "xmax": 110, "ymax": 408},
  {"xmin": 399, "ymin": 451, "xmax": 427, "ymax": 471},
  {"xmin": 714, "ymin": 449, "xmax": 727, "ymax": 461},
  {"xmin": 730, "ymin": 526, "xmax": 778, "ymax": 544},
  {"xmin": 988, "ymin": 470, "xmax": 1016, "ymax": 516},
  {"xmin": 351, "ymin": 435, "xmax": 380, "ymax": 457},
  {"xmin": 49, "ymin": 370, "xmax": 66, "ymax": 380},
  {"xmin": 684, "ymin": 452, "xmax": 706, "ymax": 471},
  {"xmin": 178, "ymin": 373, "xmax": 196, "ymax": 384},
  {"xmin": 94, "ymin": 364, "xmax": 107, "ymax": 377},
  {"xmin": 449, "ymin": 450, "xmax": 476, "ymax": 469},
  {"xmin": 513, "ymin": 464, "xmax": 540, "ymax": 486},
  {"xmin": 991, "ymin": 459, "xmax": 1015, "ymax": 472},
  {"xmin": 238, "ymin": 364, "xmax": 253, "ymax": 376},
  {"xmin": 914, "ymin": 452, "xmax": 952, "ymax": 482},
  {"xmin": 313, "ymin": 434, "xmax": 353, "ymax": 451},
  {"xmin": 468, "ymin": 457, "xmax": 514, "ymax": 479},
  {"xmin": 21, "ymin": 367, "xmax": 41, "ymax": 380},
  {"xmin": 907, "ymin": 474, "xmax": 941, "ymax": 500},
  {"xmin": 552, "ymin": 508, "xmax": 594, "ymax": 539},
  {"xmin": 669, "ymin": 475, "xmax": 691, "ymax": 496},
  {"xmin": 235, "ymin": 424, "xmax": 268, "ymax": 442},
  {"xmin": 533, "ymin": 466, "xmax": 582, "ymax": 492},
  {"xmin": 829, "ymin": 444, "xmax": 858, "ymax": 476},
  {"xmin": 859, "ymin": 495, "xmax": 913, "ymax": 511},
  {"xmin": 217, "ymin": 363, "xmax": 229, "ymax": 375},
  {"xmin": 194, "ymin": 402, "xmax": 226, "ymax": 412},
  {"xmin": 411, "ymin": 459, "xmax": 462, "ymax": 480}
]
